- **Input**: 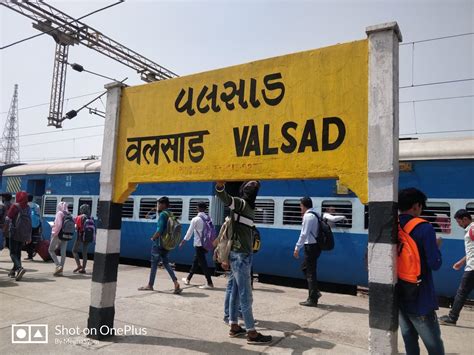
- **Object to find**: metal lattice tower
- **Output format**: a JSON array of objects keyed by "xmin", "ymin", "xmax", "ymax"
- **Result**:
[{"xmin": 1, "ymin": 84, "xmax": 20, "ymax": 164}]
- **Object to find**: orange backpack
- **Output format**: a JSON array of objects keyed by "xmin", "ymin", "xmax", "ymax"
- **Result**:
[{"xmin": 397, "ymin": 217, "xmax": 426, "ymax": 285}]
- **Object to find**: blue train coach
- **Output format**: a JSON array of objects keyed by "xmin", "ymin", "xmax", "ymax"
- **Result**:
[{"xmin": 0, "ymin": 136, "xmax": 472, "ymax": 298}]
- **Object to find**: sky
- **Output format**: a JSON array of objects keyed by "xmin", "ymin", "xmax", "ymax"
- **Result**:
[{"xmin": 0, "ymin": 0, "xmax": 473, "ymax": 163}]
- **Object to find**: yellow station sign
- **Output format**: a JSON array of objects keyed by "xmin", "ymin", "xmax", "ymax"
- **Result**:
[{"xmin": 114, "ymin": 39, "xmax": 369, "ymax": 203}]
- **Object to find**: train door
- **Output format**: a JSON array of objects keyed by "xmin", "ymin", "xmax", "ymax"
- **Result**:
[{"xmin": 27, "ymin": 179, "xmax": 46, "ymax": 207}]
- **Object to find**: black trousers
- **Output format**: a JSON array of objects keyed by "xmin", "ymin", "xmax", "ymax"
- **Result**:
[
  {"xmin": 188, "ymin": 246, "xmax": 213, "ymax": 285},
  {"xmin": 449, "ymin": 270, "xmax": 474, "ymax": 321},
  {"xmin": 301, "ymin": 243, "xmax": 321, "ymax": 302}
]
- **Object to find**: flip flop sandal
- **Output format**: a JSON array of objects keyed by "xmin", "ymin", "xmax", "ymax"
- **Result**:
[
  {"xmin": 173, "ymin": 287, "xmax": 183, "ymax": 295},
  {"xmin": 138, "ymin": 286, "xmax": 154, "ymax": 291}
]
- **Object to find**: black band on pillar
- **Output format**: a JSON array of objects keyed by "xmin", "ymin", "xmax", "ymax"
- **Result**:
[{"xmin": 368, "ymin": 201, "xmax": 398, "ymax": 244}]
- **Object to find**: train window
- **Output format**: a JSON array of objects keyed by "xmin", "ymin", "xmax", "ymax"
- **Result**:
[
  {"xmin": 78, "ymin": 198, "xmax": 93, "ymax": 214},
  {"xmin": 122, "ymin": 198, "xmax": 134, "ymax": 219},
  {"xmin": 61, "ymin": 197, "xmax": 74, "ymax": 214},
  {"xmin": 169, "ymin": 199, "xmax": 183, "ymax": 219},
  {"xmin": 422, "ymin": 202, "xmax": 451, "ymax": 234},
  {"xmin": 364, "ymin": 204, "xmax": 369, "ymax": 229},
  {"xmin": 188, "ymin": 199, "xmax": 209, "ymax": 220},
  {"xmin": 43, "ymin": 197, "xmax": 57, "ymax": 216},
  {"xmin": 255, "ymin": 199, "xmax": 275, "ymax": 224},
  {"xmin": 283, "ymin": 200, "xmax": 302, "ymax": 225},
  {"xmin": 139, "ymin": 198, "xmax": 157, "ymax": 219},
  {"xmin": 466, "ymin": 203, "xmax": 474, "ymax": 219},
  {"xmin": 322, "ymin": 200, "xmax": 352, "ymax": 228}
]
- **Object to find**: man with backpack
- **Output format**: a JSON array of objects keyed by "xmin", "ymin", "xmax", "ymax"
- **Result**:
[
  {"xmin": 1, "ymin": 192, "xmax": 13, "ymax": 250},
  {"xmin": 5, "ymin": 191, "xmax": 32, "ymax": 281},
  {"xmin": 398, "ymin": 188, "xmax": 444, "ymax": 355},
  {"xmin": 48, "ymin": 201, "xmax": 75, "ymax": 276},
  {"xmin": 216, "ymin": 180, "xmax": 272, "ymax": 344},
  {"xmin": 73, "ymin": 204, "xmax": 95, "ymax": 274},
  {"xmin": 293, "ymin": 197, "xmax": 322, "ymax": 307},
  {"xmin": 439, "ymin": 209, "xmax": 474, "ymax": 326},
  {"xmin": 138, "ymin": 196, "xmax": 182, "ymax": 294},
  {"xmin": 25, "ymin": 194, "xmax": 41, "ymax": 260},
  {"xmin": 179, "ymin": 201, "xmax": 215, "ymax": 288}
]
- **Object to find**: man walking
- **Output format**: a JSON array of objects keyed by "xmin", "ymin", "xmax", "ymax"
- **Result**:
[
  {"xmin": 216, "ymin": 181, "xmax": 272, "ymax": 344},
  {"xmin": 398, "ymin": 188, "xmax": 444, "ymax": 355},
  {"xmin": 180, "ymin": 201, "xmax": 214, "ymax": 288},
  {"xmin": 5, "ymin": 191, "xmax": 32, "ymax": 281},
  {"xmin": 138, "ymin": 197, "xmax": 182, "ymax": 294},
  {"xmin": 293, "ymin": 197, "xmax": 322, "ymax": 307},
  {"xmin": 439, "ymin": 209, "xmax": 474, "ymax": 326}
]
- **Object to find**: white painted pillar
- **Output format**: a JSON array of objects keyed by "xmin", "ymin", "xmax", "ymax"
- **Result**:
[
  {"xmin": 87, "ymin": 81, "xmax": 125, "ymax": 339},
  {"xmin": 366, "ymin": 22, "xmax": 402, "ymax": 354}
]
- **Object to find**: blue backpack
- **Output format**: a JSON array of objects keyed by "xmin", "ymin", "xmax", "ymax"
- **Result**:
[
  {"xmin": 30, "ymin": 203, "xmax": 41, "ymax": 228},
  {"xmin": 200, "ymin": 214, "xmax": 217, "ymax": 251}
]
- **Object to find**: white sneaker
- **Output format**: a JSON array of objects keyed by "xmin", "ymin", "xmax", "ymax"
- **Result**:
[
  {"xmin": 199, "ymin": 284, "xmax": 213, "ymax": 289},
  {"xmin": 182, "ymin": 277, "xmax": 190, "ymax": 285}
]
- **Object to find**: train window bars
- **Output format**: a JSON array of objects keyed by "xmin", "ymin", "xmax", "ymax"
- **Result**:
[
  {"xmin": 169, "ymin": 199, "xmax": 183, "ymax": 219},
  {"xmin": 254, "ymin": 199, "xmax": 275, "ymax": 225},
  {"xmin": 466, "ymin": 203, "xmax": 474, "ymax": 219},
  {"xmin": 43, "ymin": 196, "xmax": 57, "ymax": 216},
  {"xmin": 139, "ymin": 198, "xmax": 157, "ymax": 219},
  {"xmin": 321, "ymin": 200, "xmax": 353, "ymax": 228},
  {"xmin": 422, "ymin": 202, "xmax": 451, "ymax": 234},
  {"xmin": 283, "ymin": 199, "xmax": 302, "ymax": 225},
  {"xmin": 61, "ymin": 197, "xmax": 74, "ymax": 214},
  {"xmin": 122, "ymin": 198, "xmax": 134, "ymax": 219},
  {"xmin": 188, "ymin": 199, "xmax": 209, "ymax": 220}
]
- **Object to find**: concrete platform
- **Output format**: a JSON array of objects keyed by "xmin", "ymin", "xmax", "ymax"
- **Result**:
[{"xmin": 0, "ymin": 252, "xmax": 472, "ymax": 354}]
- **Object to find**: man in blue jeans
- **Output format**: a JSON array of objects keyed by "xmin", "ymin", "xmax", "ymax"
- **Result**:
[
  {"xmin": 216, "ymin": 181, "xmax": 272, "ymax": 345},
  {"xmin": 138, "ymin": 196, "xmax": 182, "ymax": 294},
  {"xmin": 398, "ymin": 188, "xmax": 444, "ymax": 355}
]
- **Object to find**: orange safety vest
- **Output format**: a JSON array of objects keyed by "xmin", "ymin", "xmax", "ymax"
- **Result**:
[{"xmin": 398, "ymin": 217, "xmax": 427, "ymax": 284}]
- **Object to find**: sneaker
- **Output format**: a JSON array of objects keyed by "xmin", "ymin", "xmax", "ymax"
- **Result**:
[
  {"xmin": 8, "ymin": 269, "xmax": 16, "ymax": 278},
  {"xmin": 24, "ymin": 257, "xmax": 33, "ymax": 261},
  {"xmin": 73, "ymin": 266, "xmax": 82, "ymax": 273},
  {"xmin": 53, "ymin": 265, "xmax": 63, "ymax": 276},
  {"xmin": 199, "ymin": 284, "xmax": 214, "ymax": 289},
  {"xmin": 247, "ymin": 332, "xmax": 273, "ymax": 344},
  {"xmin": 229, "ymin": 326, "xmax": 246, "ymax": 338},
  {"xmin": 439, "ymin": 315, "xmax": 456, "ymax": 326},
  {"xmin": 79, "ymin": 269, "xmax": 86, "ymax": 274},
  {"xmin": 299, "ymin": 300, "xmax": 318, "ymax": 307},
  {"xmin": 15, "ymin": 267, "xmax": 26, "ymax": 281},
  {"xmin": 223, "ymin": 317, "xmax": 229, "ymax": 325},
  {"xmin": 182, "ymin": 277, "xmax": 190, "ymax": 285}
]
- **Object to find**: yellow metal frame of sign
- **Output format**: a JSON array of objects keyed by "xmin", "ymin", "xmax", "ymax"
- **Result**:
[{"xmin": 114, "ymin": 39, "xmax": 368, "ymax": 203}]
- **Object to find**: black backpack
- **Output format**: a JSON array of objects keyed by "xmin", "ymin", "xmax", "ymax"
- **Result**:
[{"xmin": 308, "ymin": 211, "xmax": 335, "ymax": 251}]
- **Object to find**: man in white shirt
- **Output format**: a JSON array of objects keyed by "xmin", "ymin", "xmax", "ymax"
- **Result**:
[
  {"xmin": 180, "ymin": 202, "xmax": 214, "ymax": 288},
  {"xmin": 439, "ymin": 209, "xmax": 474, "ymax": 326},
  {"xmin": 323, "ymin": 206, "xmax": 347, "ymax": 228},
  {"xmin": 293, "ymin": 197, "xmax": 322, "ymax": 307}
]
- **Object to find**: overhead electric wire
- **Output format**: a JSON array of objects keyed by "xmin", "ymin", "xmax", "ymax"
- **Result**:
[
  {"xmin": 0, "ymin": 1, "xmax": 124, "ymax": 50},
  {"xmin": 21, "ymin": 134, "xmax": 104, "ymax": 148},
  {"xmin": 400, "ymin": 129, "xmax": 474, "ymax": 136},
  {"xmin": 400, "ymin": 32, "xmax": 474, "ymax": 46},
  {"xmin": 400, "ymin": 78, "xmax": 474, "ymax": 89},
  {"xmin": 399, "ymin": 94, "xmax": 474, "ymax": 104},
  {"xmin": 0, "ymin": 91, "xmax": 103, "ymax": 115},
  {"xmin": 19, "ymin": 124, "xmax": 104, "ymax": 138}
]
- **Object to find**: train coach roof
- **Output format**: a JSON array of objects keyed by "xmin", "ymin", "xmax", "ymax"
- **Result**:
[
  {"xmin": 1, "ymin": 137, "xmax": 473, "ymax": 176},
  {"xmin": 399, "ymin": 136, "xmax": 473, "ymax": 161},
  {"xmin": 2, "ymin": 160, "xmax": 101, "ymax": 176}
]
